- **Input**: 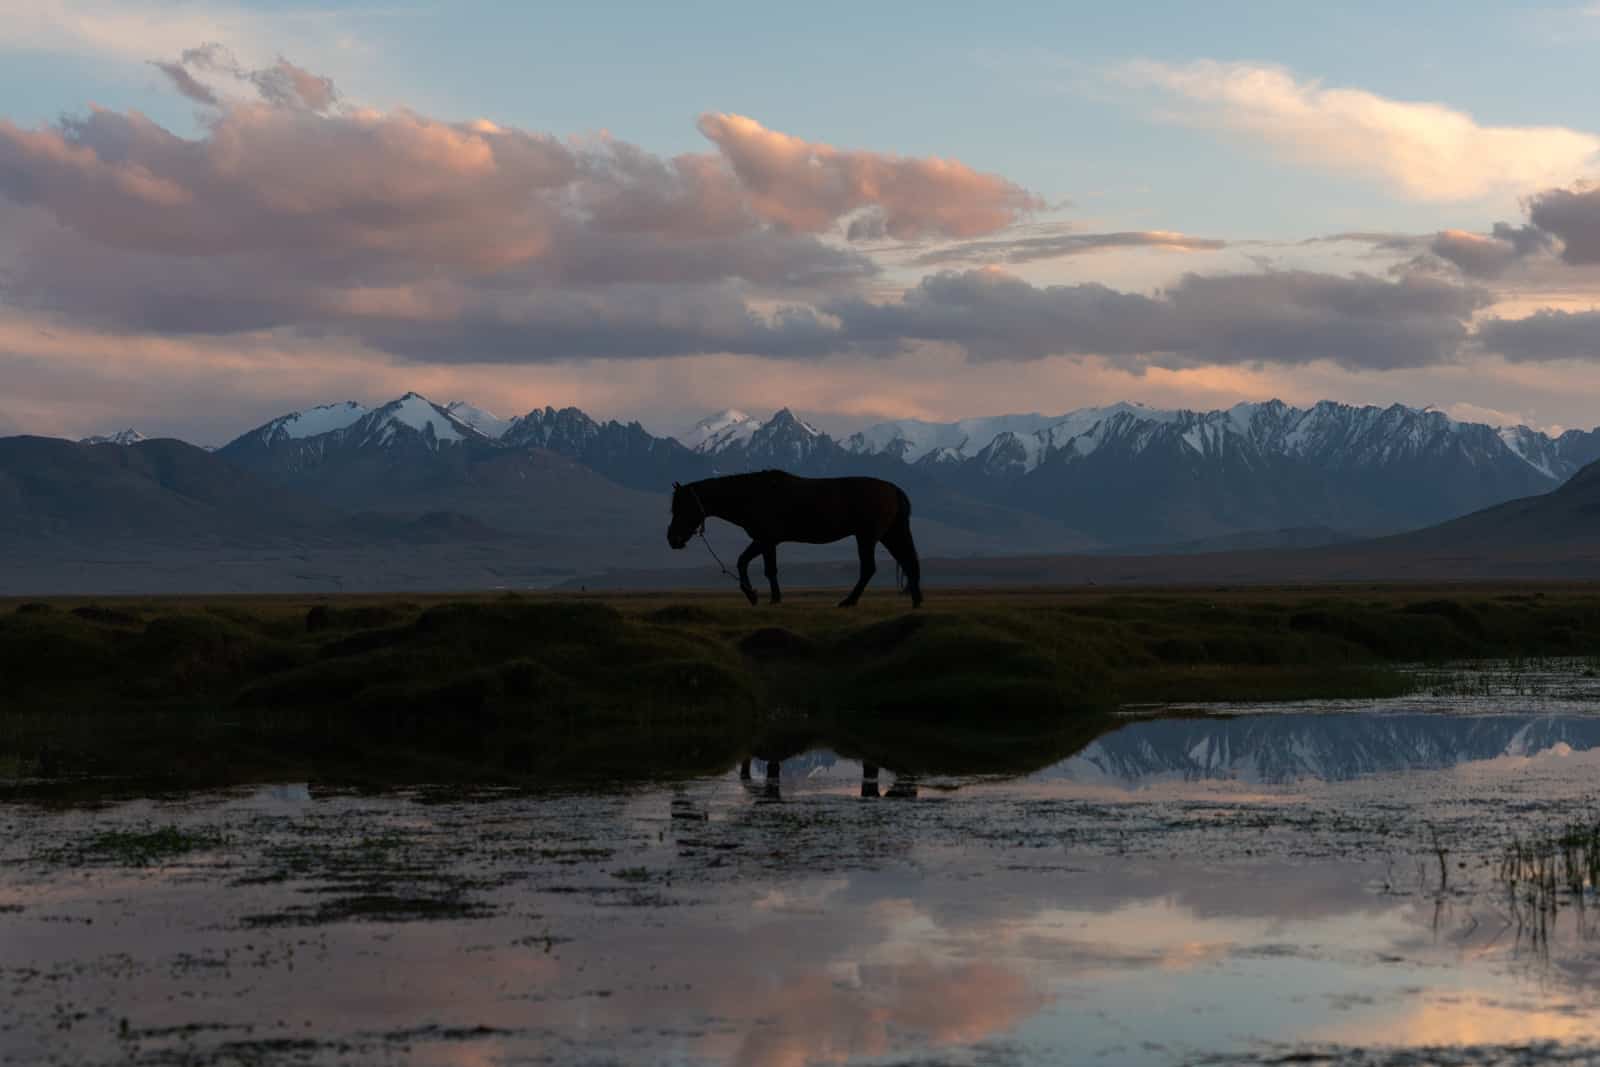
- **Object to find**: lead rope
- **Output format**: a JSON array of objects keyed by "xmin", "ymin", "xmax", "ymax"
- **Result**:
[{"xmin": 688, "ymin": 485, "xmax": 741, "ymax": 584}]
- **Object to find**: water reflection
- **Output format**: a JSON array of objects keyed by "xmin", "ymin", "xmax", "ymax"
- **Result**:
[
  {"xmin": 722, "ymin": 713, "xmax": 1600, "ymax": 801},
  {"xmin": 12, "ymin": 711, "xmax": 1600, "ymax": 1064},
  {"xmin": 1059, "ymin": 711, "xmax": 1600, "ymax": 786},
  {"xmin": 737, "ymin": 712, "xmax": 1600, "ymax": 792},
  {"xmin": 734, "ymin": 755, "xmax": 919, "ymax": 801}
]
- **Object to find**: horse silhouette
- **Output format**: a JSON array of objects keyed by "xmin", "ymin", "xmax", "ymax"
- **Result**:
[{"xmin": 667, "ymin": 470, "xmax": 923, "ymax": 607}]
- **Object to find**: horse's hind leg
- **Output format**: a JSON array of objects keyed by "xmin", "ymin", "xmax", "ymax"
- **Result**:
[
  {"xmin": 736, "ymin": 541, "xmax": 761, "ymax": 605},
  {"xmin": 881, "ymin": 521, "xmax": 923, "ymax": 608},
  {"xmin": 838, "ymin": 533, "xmax": 876, "ymax": 607},
  {"xmin": 761, "ymin": 543, "xmax": 781, "ymax": 604}
]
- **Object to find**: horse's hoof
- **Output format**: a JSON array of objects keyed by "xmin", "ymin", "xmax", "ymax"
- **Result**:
[
  {"xmin": 742, "ymin": 586, "xmax": 759, "ymax": 606},
  {"xmin": 837, "ymin": 598, "xmax": 858, "ymax": 608}
]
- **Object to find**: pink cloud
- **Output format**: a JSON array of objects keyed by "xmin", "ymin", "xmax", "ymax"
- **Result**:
[
  {"xmin": 698, "ymin": 112, "xmax": 1042, "ymax": 238},
  {"xmin": 7, "ymin": 60, "xmax": 1010, "ymax": 354},
  {"xmin": 0, "ymin": 61, "xmax": 1034, "ymax": 301}
]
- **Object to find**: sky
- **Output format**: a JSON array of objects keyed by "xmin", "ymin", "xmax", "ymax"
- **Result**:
[{"xmin": 5, "ymin": 1, "xmax": 1600, "ymax": 444}]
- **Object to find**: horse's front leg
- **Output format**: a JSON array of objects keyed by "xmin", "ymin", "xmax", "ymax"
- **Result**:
[
  {"xmin": 761, "ymin": 543, "xmax": 781, "ymax": 604},
  {"xmin": 736, "ymin": 541, "xmax": 762, "ymax": 605},
  {"xmin": 838, "ymin": 533, "xmax": 876, "ymax": 607}
]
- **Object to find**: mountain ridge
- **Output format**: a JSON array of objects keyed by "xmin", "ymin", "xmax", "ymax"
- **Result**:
[{"xmin": 10, "ymin": 393, "xmax": 1600, "ymax": 568}]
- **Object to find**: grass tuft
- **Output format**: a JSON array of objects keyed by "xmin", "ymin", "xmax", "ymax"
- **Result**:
[{"xmin": 6, "ymin": 584, "xmax": 1600, "ymax": 789}]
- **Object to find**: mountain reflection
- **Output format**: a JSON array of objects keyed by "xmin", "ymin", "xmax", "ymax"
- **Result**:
[
  {"xmin": 738, "ymin": 713, "xmax": 1600, "ymax": 790},
  {"xmin": 1060, "ymin": 713, "xmax": 1600, "ymax": 786}
]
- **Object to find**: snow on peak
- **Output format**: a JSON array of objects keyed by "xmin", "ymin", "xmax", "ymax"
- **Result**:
[
  {"xmin": 261, "ymin": 401, "xmax": 369, "ymax": 441},
  {"xmin": 766, "ymin": 408, "xmax": 821, "ymax": 436},
  {"xmin": 366, "ymin": 393, "xmax": 471, "ymax": 446},
  {"xmin": 1499, "ymin": 424, "xmax": 1559, "ymax": 479},
  {"xmin": 80, "ymin": 428, "xmax": 147, "ymax": 446},
  {"xmin": 682, "ymin": 409, "xmax": 761, "ymax": 453},
  {"xmin": 851, "ymin": 405, "xmax": 1170, "ymax": 465},
  {"xmin": 850, "ymin": 413, "xmax": 1052, "ymax": 463},
  {"xmin": 445, "ymin": 401, "xmax": 514, "ymax": 439}
]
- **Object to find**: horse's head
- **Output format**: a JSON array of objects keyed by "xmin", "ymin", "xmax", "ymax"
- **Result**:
[{"xmin": 667, "ymin": 481, "xmax": 699, "ymax": 549}]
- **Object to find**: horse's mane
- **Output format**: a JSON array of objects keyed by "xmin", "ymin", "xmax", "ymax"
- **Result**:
[{"xmin": 694, "ymin": 469, "xmax": 791, "ymax": 488}]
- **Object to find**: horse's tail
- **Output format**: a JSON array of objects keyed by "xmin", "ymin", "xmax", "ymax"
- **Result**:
[{"xmin": 888, "ymin": 487, "xmax": 919, "ymax": 598}]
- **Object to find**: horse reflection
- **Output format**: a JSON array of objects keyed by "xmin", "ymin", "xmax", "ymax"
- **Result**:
[{"xmin": 739, "ymin": 756, "xmax": 917, "ymax": 800}]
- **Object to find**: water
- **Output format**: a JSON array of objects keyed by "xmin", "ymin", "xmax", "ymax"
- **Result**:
[{"xmin": 9, "ymin": 705, "xmax": 1600, "ymax": 1065}]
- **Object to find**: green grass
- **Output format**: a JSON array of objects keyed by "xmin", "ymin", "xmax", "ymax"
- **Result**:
[{"xmin": 5, "ymin": 584, "xmax": 1600, "ymax": 790}]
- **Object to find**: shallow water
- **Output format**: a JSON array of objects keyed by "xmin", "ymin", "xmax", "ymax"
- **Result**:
[{"xmin": 9, "ymin": 704, "xmax": 1600, "ymax": 1065}]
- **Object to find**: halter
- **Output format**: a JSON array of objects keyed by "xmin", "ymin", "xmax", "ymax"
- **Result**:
[
  {"xmin": 680, "ymin": 483, "xmax": 739, "ymax": 583},
  {"xmin": 684, "ymin": 483, "xmax": 711, "ymax": 537}
]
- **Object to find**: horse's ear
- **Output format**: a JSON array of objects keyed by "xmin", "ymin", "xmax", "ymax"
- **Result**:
[{"xmin": 672, "ymin": 481, "xmax": 681, "ymax": 490}]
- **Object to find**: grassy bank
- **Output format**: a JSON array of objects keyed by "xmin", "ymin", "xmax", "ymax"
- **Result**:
[{"xmin": 5, "ymin": 584, "xmax": 1600, "ymax": 789}]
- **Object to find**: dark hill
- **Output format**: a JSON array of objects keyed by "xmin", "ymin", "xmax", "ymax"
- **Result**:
[
  {"xmin": 1379, "ymin": 456, "xmax": 1600, "ymax": 552},
  {"xmin": 0, "ymin": 436, "xmax": 322, "ymax": 541}
]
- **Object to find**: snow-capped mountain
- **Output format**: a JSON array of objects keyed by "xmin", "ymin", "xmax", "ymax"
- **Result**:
[
  {"xmin": 444, "ymin": 401, "xmax": 515, "ymax": 440},
  {"xmin": 80, "ymin": 428, "xmax": 148, "ymax": 446},
  {"xmin": 345, "ymin": 393, "xmax": 480, "ymax": 449},
  {"xmin": 84, "ymin": 392, "xmax": 1600, "ymax": 552},
  {"xmin": 702, "ymin": 408, "xmax": 831, "ymax": 470},
  {"xmin": 851, "ymin": 400, "xmax": 1600, "ymax": 482},
  {"xmin": 497, "ymin": 405, "xmax": 699, "ymax": 491},
  {"xmin": 244, "ymin": 401, "xmax": 369, "ymax": 446},
  {"xmin": 501, "ymin": 405, "xmax": 604, "ymax": 453},
  {"xmin": 216, "ymin": 393, "xmax": 487, "ymax": 488},
  {"xmin": 844, "ymin": 407, "xmax": 1152, "ymax": 464},
  {"xmin": 680, "ymin": 409, "xmax": 760, "ymax": 453},
  {"xmin": 230, "ymin": 394, "xmax": 479, "ymax": 453}
]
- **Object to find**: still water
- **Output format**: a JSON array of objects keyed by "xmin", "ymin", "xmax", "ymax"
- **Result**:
[{"xmin": 8, "ymin": 706, "xmax": 1600, "ymax": 1065}]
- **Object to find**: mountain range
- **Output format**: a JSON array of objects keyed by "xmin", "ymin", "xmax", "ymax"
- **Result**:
[
  {"xmin": 213, "ymin": 392, "xmax": 1600, "ymax": 546},
  {"xmin": 6, "ymin": 391, "xmax": 1600, "ymax": 592}
]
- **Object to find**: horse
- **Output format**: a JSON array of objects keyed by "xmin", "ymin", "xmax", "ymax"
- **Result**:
[{"xmin": 666, "ymin": 470, "xmax": 923, "ymax": 608}]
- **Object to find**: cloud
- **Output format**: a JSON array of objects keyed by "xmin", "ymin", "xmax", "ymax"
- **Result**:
[
  {"xmin": 0, "ymin": 0, "xmax": 381, "ymax": 77},
  {"xmin": 1309, "ymin": 224, "xmax": 1556, "ymax": 280},
  {"xmin": 0, "ymin": 68, "xmax": 917, "ymax": 350},
  {"xmin": 249, "ymin": 58, "xmax": 339, "ymax": 112},
  {"xmin": 1526, "ymin": 183, "xmax": 1600, "ymax": 264},
  {"xmin": 1475, "ymin": 308, "xmax": 1600, "ymax": 362},
  {"xmin": 1338, "ymin": 183, "xmax": 1600, "ymax": 281},
  {"xmin": 0, "ymin": 55, "xmax": 1062, "ymax": 362},
  {"xmin": 1304, "ymin": 232, "xmax": 1426, "ymax": 252},
  {"xmin": 1, "ymin": 1, "xmax": 268, "ymax": 63},
  {"xmin": 1123, "ymin": 60, "xmax": 1600, "ymax": 201},
  {"xmin": 697, "ymin": 112, "xmax": 1042, "ymax": 238},
  {"xmin": 1428, "ymin": 225, "xmax": 1551, "ymax": 278},
  {"xmin": 348, "ymin": 283, "xmax": 841, "ymax": 363},
  {"xmin": 150, "ymin": 60, "xmax": 220, "ymax": 106},
  {"xmin": 0, "ymin": 45, "xmax": 1554, "ymax": 400},
  {"xmin": 827, "ymin": 267, "xmax": 1489, "ymax": 369},
  {"xmin": 1445, "ymin": 401, "xmax": 1532, "ymax": 429},
  {"xmin": 170, "ymin": 44, "xmax": 341, "ymax": 113},
  {"xmin": 913, "ymin": 230, "xmax": 1225, "ymax": 267}
]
